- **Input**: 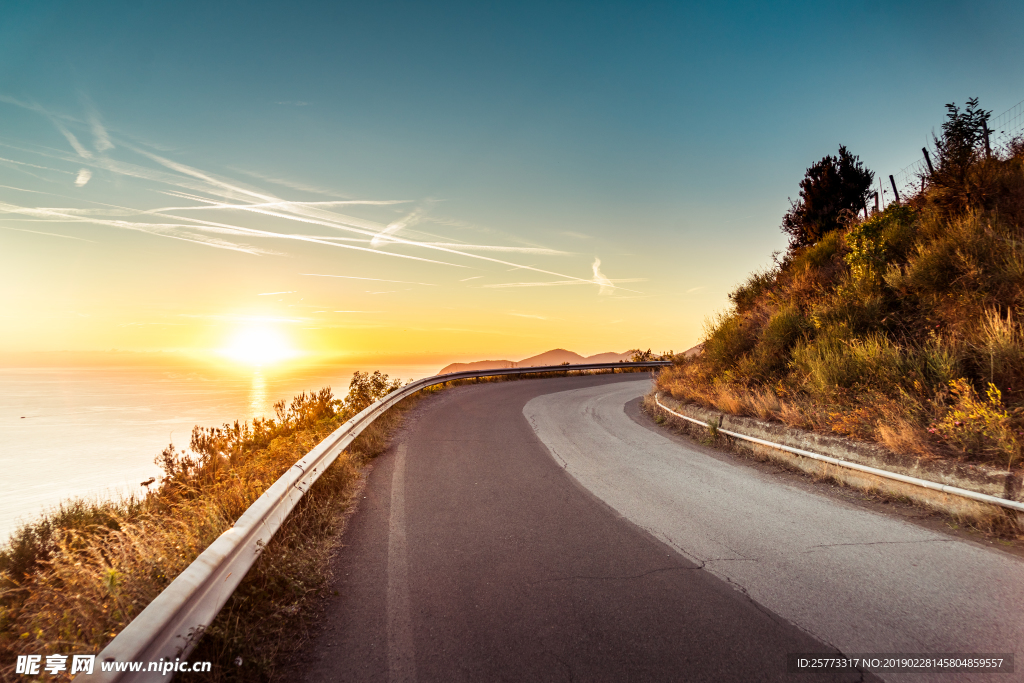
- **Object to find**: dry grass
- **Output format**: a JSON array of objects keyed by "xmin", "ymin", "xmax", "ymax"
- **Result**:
[
  {"xmin": 658, "ymin": 146, "xmax": 1024, "ymax": 468},
  {"xmin": 0, "ymin": 372, "xmax": 416, "ymax": 683}
]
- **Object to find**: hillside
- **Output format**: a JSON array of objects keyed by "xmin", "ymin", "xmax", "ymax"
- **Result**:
[
  {"xmin": 439, "ymin": 348, "xmax": 633, "ymax": 374},
  {"xmin": 658, "ymin": 113, "xmax": 1024, "ymax": 469}
]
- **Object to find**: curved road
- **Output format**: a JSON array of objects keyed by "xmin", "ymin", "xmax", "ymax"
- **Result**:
[{"xmin": 297, "ymin": 374, "xmax": 1022, "ymax": 682}]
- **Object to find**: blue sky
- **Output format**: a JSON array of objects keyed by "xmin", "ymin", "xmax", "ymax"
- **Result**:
[{"xmin": 2, "ymin": 0, "xmax": 1022, "ymax": 362}]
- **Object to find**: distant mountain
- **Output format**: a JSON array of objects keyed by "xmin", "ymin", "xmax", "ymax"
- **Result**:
[
  {"xmin": 435, "ymin": 359, "xmax": 517, "ymax": 374},
  {"xmin": 438, "ymin": 348, "xmax": 633, "ymax": 375},
  {"xmin": 682, "ymin": 344, "xmax": 703, "ymax": 358}
]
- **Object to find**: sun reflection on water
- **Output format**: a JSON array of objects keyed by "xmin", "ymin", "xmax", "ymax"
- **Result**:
[{"xmin": 249, "ymin": 369, "xmax": 268, "ymax": 417}]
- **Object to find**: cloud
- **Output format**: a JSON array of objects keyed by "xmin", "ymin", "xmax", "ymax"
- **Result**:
[
  {"xmin": 459, "ymin": 276, "xmax": 483, "ymax": 281},
  {"xmin": 509, "ymin": 312, "xmax": 548, "ymax": 320},
  {"xmin": 302, "ymin": 273, "xmax": 437, "ymax": 286},
  {"xmin": 88, "ymin": 114, "xmax": 114, "ymax": 152},
  {"xmin": 0, "ymin": 200, "xmax": 280, "ymax": 255},
  {"xmin": 75, "ymin": 169, "xmax": 92, "ymax": 187},
  {"xmin": 230, "ymin": 167, "xmax": 399, "ymax": 197},
  {"xmin": 257, "ymin": 291, "xmax": 297, "ymax": 296},
  {"xmin": 0, "ymin": 103, "xmax": 620, "ymax": 285},
  {"xmin": 0, "ymin": 225, "xmax": 94, "ymax": 242},
  {"xmin": 686, "ymin": 286, "xmax": 705, "ymax": 293},
  {"xmin": 49, "ymin": 117, "xmax": 93, "ymax": 159},
  {"xmin": 178, "ymin": 314, "xmax": 308, "ymax": 324},
  {"xmin": 0, "ymin": 184, "xmax": 50, "ymax": 194},
  {"xmin": 0, "ymin": 154, "xmax": 74, "ymax": 175},
  {"xmin": 371, "ymin": 207, "xmax": 425, "ymax": 248},
  {"xmin": 591, "ymin": 257, "xmax": 614, "ymax": 296},
  {"xmin": 414, "ymin": 242, "xmax": 567, "ymax": 255},
  {"xmin": 483, "ymin": 276, "xmax": 646, "ymax": 290},
  {"xmin": 561, "ymin": 231, "xmax": 592, "ymax": 239}
]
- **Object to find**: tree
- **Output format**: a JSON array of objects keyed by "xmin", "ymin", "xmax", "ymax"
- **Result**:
[
  {"xmin": 929, "ymin": 97, "xmax": 992, "ymax": 212},
  {"xmin": 781, "ymin": 146, "xmax": 875, "ymax": 249}
]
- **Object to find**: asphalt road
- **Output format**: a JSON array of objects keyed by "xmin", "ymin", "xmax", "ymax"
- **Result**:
[
  {"xmin": 298, "ymin": 373, "xmax": 888, "ymax": 682},
  {"xmin": 525, "ymin": 379, "xmax": 1024, "ymax": 683}
]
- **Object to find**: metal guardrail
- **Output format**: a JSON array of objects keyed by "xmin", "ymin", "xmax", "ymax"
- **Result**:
[
  {"xmin": 654, "ymin": 393, "xmax": 1024, "ymax": 514},
  {"xmin": 82, "ymin": 361, "xmax": 668, "ymax": 681}
]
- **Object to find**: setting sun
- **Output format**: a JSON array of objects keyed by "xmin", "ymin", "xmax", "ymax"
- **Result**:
[{"xmin": 222, "ymin": 326, "xmax": 297, "ymax": 366}]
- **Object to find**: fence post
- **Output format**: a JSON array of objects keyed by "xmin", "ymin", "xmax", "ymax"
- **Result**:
[
  {"xmin": 983, "ymin": 121, "xmax": 992, "ymax": 158},
  {"xmin": 889, "ymin": 175, "xmax": 900, "ymax": 204},
  {"xmin": 922, "ymin": 148, "xmax": 934, "ymax": 175}
]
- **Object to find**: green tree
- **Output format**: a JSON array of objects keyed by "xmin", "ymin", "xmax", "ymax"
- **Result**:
[
  {"xmin": 929, "ymin": 97, "xmax": 992, "ymax": 212},
  {"xmin": 782, "ymin": 146, "xmax": 875, "ymax": 249}
]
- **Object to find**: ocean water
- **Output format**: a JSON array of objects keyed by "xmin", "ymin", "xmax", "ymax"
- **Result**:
[{"xmin": 0, "ymin": 363, "xmax": 437, "ymax": 542}]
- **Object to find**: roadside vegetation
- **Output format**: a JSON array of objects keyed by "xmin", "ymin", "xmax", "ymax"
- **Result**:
[
  {"xmin": 0, "ymin": 371, "xmax": 408, "ymax": 682},
  {"xmin": 658, "ymin": 99, "xmax": 1024, "ymax": 470}
]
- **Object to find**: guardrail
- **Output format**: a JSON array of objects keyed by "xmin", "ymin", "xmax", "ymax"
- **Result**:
[
  {"xmin": 82, "ymin": 361, "xmax": 669, "ymax": 681},
  {"xmin": 654, "ymin": 393, "xmax": 1024, "ymax": 514}
]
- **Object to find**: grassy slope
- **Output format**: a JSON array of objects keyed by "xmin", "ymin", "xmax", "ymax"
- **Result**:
[{"xmin": 658, "ymin": 147, "xmax": 1024, "ymax": 469}]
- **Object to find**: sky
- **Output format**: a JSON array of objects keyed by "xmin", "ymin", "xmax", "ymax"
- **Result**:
[{"xmin": 2, "ymin": 0, "xmax": 1023, "ymax": 366}]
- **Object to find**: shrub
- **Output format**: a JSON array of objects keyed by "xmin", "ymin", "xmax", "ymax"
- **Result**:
[
  {"xmin": 729, "ymin": 267, "xmax": 778, "ymax": 315},
  {"xmin": 782, "ymin": 145, "xmax": 875, "ymax": 249},
  {"xmin": 930, "ymin": 379, "xmax": 1020, "ymax": 465},
  {"xmin": 701, "ymin": 312, "xmax": 757, "ymax": 374}
]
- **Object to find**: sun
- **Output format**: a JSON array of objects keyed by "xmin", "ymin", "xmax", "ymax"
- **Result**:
[{"xmin": 222, "ymin": 326, "xmax": 297, "ymax": 366}]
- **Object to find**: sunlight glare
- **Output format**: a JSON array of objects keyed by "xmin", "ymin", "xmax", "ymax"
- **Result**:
[{"xmin": 222, "ymin": 326, "xmax": 297, "ymax": 366}]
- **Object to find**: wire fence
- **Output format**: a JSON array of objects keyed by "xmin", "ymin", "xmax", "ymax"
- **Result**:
[{"xmin": 881, "ymin": 97, "xmax": 1024, "ymax": 209}]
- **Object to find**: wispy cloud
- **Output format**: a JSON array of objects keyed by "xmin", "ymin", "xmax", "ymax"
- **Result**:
[
  {"xmin": 0, "ymin": 225, "xmax": 94, "ymax": 242},
  {"xmin": 592, "ymin": 257, "xmax": 613, "ymax": 296},
  {"xmin": 371, "ymin": 207, "xmax": 425, "ymax": 248},
  {"xmin": 686, "ymin": 286, "xmax": 705, "ymax": 293},
  {"xmin": 49, "ymin": 117, "xmax": 92, "ymax": 160},
  {"xmin": 87, "ymin": 114, "xmax": 114, "ymax": 153},
  {"xmin": 257, "ymin": 290, "xmax": 296, "ymax": 296},
  {"xmin": 74, "ymin": 169, "xmax": 92, "ymax": 187},
  {"xmin": 414, "ymin": 242, "xmax": 566, "ymax": 255},
  {"xmin": 483, "ymin": 279, "xmax": 644, "ymax": 288},
  {"xmin": 561, "ymin": 231, "xmax": 591, "ymax": 239},
  {"xmin": 177, "ymin": 314, "xmax": 308, "ymax": 323},
  {"xmin": 0, "ymin": 98, "xmax": 649, "ymax": 293},
  {"xmin": 459, "ymin": 275, "xmax": 483, "ymax": 281},
  {"xmin": 0, "ymin": 154, "xmax": 74, "ymax": 175},
  {"xmin": 302, "ymin": 273, "xmax": 437, "ymax": 286},
  {"xmin": 509, "ymin": 312, "xmax": 548, "ymax": 320},
  {"xmin": 483, "ymin": 273, "xmax": 646, "ymax": 293},
  {"xmin": 0, "ymin": 184, "xmax": 50, "ymax": 194},
  {"xmin": 229, "ymin": 168, "xmax": 352, "ymax": 196}
]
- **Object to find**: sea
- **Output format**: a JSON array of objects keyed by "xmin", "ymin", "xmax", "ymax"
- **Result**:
[{"xmin": 0, "ymin": 362, "xmax": 438, "ymax": 542}]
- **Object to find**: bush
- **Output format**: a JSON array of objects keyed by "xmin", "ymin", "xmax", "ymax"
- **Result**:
[
  {"xmin": 930, "ymin": 379, "xmax": 1020, "ymax": 465},
  {"xmin": 782, "ymin": 145, "xmax": 875, "ymax": 249}
]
